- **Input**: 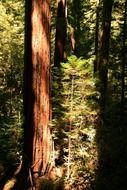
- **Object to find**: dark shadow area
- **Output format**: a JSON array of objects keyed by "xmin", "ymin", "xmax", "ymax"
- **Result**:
[
  {"xmin": 0, "ymin": 163, "xmax": 20, "ymax": 189},
  {"xmin": 52, "ymin": 66, "xmax": 67, "ymax": 166},
  {"xmin": 95, "ymin": 101, "xmax": 127, "ymax": 190},
  {"xmin": 39, "ymin": 172, "xmax": 65, "ymax": 190},
  {"xmin": 41, "ymin": 180, "xmax": 64, "ymax": 190},
  {"xmin": 53, "ymin": 0, "xmax": 67, "ymax": 163},
  {"xmin": 0, "ymin": 116, "xmax": 23, "ymax": 189},
  {"xmin": 54, "ymin": 0, "xmax": 67, "ymax": 67},
  {"xmin": 68, "ymin": 0, "xmax": 93, "ymax": 58},
  {"xmin": 12, "ymin": 1, "xmax": 34, "ymax": 189},
  {"xmin": 94, "ymin": 1, "xmax": 127, "ymax": 189}
]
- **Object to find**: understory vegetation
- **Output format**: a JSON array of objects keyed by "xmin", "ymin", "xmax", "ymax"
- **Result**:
[{"xmin": 0, "ymin": 0, "xmax": 127, "ymax": 189}]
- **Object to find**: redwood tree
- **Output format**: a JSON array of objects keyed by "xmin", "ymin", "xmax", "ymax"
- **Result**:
[
  {"xmin": 96, "ymin": 1, "xmax": 114, "ymax": 189},
  {"xmin": 54, "ymin": 0, "xmax": 67, "ymax": 66},
  {"xmin": 22, "ymin": 0, "xmax": 51, "ymax": 189}
]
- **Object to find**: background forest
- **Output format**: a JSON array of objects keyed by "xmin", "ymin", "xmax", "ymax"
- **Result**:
[{"xmin": 0, "ymin": 0, "xmax": 127, "ymax": 190}]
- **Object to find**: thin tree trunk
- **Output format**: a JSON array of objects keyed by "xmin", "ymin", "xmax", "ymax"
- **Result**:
[
  {"xmin": 96, "ymin": 2, "xmax": 113, "ymax": 189},
  {"xmin": 54, "ymin": 0, "xmax": 67, "ymax": 66},
  {"xmin": 70, "ymin": 27, "xmax": 76, "ymax": 53},
  {"xmin": 94, "ymin": 0, "xmax": 100, "ymax": 72},
  {"xmin": 72, "ymin": 0, "xmax": 81, "ymax": 56},
  {"xmin": 67, "ymin": 75, "xmax": 74, "ymax": 179}
]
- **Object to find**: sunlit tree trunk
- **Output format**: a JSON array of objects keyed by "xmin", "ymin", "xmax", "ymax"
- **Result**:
[
  {"xmin": 21, "ymin": 0, "xmax": 51, "ymax": 189},
  {"xmin": 54, "ymin": 0, "xmax": 67, "ymax": 66},
  {"xmin": 98, "ymin": 0, "xmax": 113, "ymax": 111}
]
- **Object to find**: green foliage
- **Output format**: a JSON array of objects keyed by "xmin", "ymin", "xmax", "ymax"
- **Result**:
[
  {"xmin": 0, "ymin": 119, "xmax": 23, "ymax": 164},
  {"xmin": 53, "ymin": 55, "xmax": 99, "ymax": 189},
  {"xmin": 0, "ymin": 0, "xmax": 24, "ymax": 167},
  {"xmin": 67, "ymin": 0, "xmax": 99, "ymax": 57},
  {"xmin": 0, "ymin": 0, "xmax": 127, "ymax": 189}
]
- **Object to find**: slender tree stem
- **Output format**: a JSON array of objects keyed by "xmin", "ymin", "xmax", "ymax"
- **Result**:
[{"xmin": 67, "ymin": 75, "xmax": 74, "ymax": 179}]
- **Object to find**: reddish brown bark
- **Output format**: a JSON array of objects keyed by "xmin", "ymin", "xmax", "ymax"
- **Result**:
[
  {"xmin": 22, "ymin": 0, "xmax": 51, "ymax": 189},
  {"xmin": 31, "ymin": 0, "xmax": 51, "ymax": 174}
]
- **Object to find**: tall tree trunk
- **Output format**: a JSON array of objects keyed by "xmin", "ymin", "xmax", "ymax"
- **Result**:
[
  {"xmin": 98, "ymin": 0, "xmax": 113, "ymax": 111},
  {"xmin": 54, "ymin": 0, "xmax": 67, "ymax": 66},
  {"xmin": 19, "ymin": 0, "xmax": 51, "ymax": 189},
  {"xmin": 94, "ymin": 0, "xmax": 100, "ymax": 72},
  {"xmin": 121, "ymin": 0, "xmax": 127, "ymax": 105},
  {"xmin": 72, "ymin": 0, "xmax": 81, "ymax": 56},
  {"xmin": 96, "ymin": 2, "xmax": 113, "ymax": 189},
  {"xmin": 53, "ymin": 0, "xmax": 67, "ymax": 168}
]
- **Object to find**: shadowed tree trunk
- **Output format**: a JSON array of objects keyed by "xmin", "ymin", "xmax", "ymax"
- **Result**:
[
  {"xmin": 95, "ymin": 1, "xmax": 113, "ymax": 189},
  {"xmin": 98, "ymin": 0, "xmax": 113, "ymax": 111},
  {"xmin": 54, "ymin": 0, "xmax": 67, "ymax": 66},
  {"xmin": 72, "ymin": 0, "xmax": 81, "ymax": 56},
  {"xmin": 14, "ymin": 0, "xmax": 51, "ymax": 189},
  {"xmin": 53, "ymin": 0, "xmax": 67, "ymax": 168},
  {"xmin": 94, "ymin": 0, "xmax": 100, "ymax": 72}
]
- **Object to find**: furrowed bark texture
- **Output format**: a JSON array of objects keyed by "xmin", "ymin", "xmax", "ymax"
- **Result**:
[{"xmin": 23, "ymin": 0, "xmax": 51, "ymax": 188}]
